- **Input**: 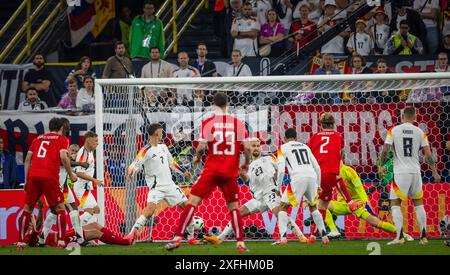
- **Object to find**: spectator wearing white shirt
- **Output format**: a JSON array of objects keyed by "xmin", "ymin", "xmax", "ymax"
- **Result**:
[
  {"xmin": 226, "ymin": 49, "xmax": 253, "ymax": 76},
  {"xmin": 250, "ymin": 0, "xmax": 272, "ymax": 25},
  {"xmin": 173, "ymin": 52, "xmax": 199, "ymax": 105},
  {"xmin": 18, "ymin": 87, "xmax": 48, "ymax": 111},
  {"xmin": 317, "ymin": 0, "xmax": 349, "ymax": 57},
  {"xmin": 347, "ymin": 19, "xmax": 374, "ymax": 56},
  {"xmin": 413, "ymin": 0, "xmax": 440, "ymax": 54},
  {"xmin": 231, "ymin": 2, "xmax": 260, "ymax": 57},
  {"xmin": 76, "ymin": 76, "xmax": 95, "ymax": 111},
  {"xmin": 368, "ymin": 7, "xmax": 390, "ymax": 55}
]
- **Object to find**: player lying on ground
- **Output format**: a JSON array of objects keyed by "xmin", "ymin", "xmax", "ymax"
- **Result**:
[
  {"xmin": 324, "ymin": 162, "xmax": 400, "ymax": 238},
  {"xmin": 379, "ymin": 106, "xmax": 441, "ymax": 245},
  {"xmin": 73, "ymin": 131, "xmax": 104, "ymax": 226},
  {"xmin": 24, "ymin": 200, "xmax": 133, "ymax": 247},
  {"xmin": 165, "ymin": 92, "xmax": 252, "ymax": 253},
  {"xmin": 203, "ymin": 138, "xmax": 307, "ymax": 245},
  {"xmin": 307, "ymin": 113, "xmax": 364, "ymax": 226},
  {"xmin": 277, "ymin": 128, "xmax": 329, "ymax": 244},
  {"xmin": 124, "ymin": 124, "xmax": 197, "ymax": 243},
  {"xmin": 18, "ymin": 117, "xmax": 78, "ymax": 250}
]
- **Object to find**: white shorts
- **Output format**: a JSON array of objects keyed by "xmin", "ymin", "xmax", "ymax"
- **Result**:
[
  {"xmin": 281, "ymin": 177, "xmax": 318, "ymax": 205},
  {"xmin": 390, "ymin": 173, "xmax": 423, "ymax": 200},
  {"xmin": 245, "ymin": 192, "xmax": 280, "ymax": 214},
  {"xmin": 147, "ymin": 184, "xmax": 187, "ymax": 207},
  {"xmin": 64, "ymin": 187, "xmax": 76, "ymax": 204},
  {"xmin": 73, "ymin": 183, "xmax": 98, "ymax": 210}
]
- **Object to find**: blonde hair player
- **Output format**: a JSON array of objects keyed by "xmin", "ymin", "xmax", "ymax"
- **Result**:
[{"xmin": 73, "ymin": 131, "xmax": 104, "ymax": 226}]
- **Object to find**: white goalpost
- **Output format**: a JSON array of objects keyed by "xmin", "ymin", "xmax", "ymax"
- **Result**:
[{"xmin": 94, "ymin": 72, "xmax": 450, "ymax": 242}]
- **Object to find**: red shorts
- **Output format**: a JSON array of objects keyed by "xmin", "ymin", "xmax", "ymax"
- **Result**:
[
  {"xmin": 25, "ymin": 176, "xmax": 64, "ymax": 207},
  {"xmin": 318, "ymin": 172, "xmax": 339, "ymax": 202},
  {"xmin": 190, "ymin": 173, "xmax": 239, "ymax": 203}
]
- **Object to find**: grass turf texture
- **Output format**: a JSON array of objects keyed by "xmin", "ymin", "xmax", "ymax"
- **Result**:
[{"xmin": 1, "ymin": 240, "xmax": 449, "ymax": 255}]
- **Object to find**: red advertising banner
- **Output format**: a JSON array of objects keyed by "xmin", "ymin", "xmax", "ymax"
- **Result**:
[
  {"xmin": 1, "ymin": 183, "xmax": 449, "ymax": 245},
  {"xmin": 271, "ymin": 103, "xmax": 445, "ymax": 174}
]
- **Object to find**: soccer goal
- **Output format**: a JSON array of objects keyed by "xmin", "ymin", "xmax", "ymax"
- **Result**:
[{"xmin": 94, "ymin": 72, "xmax": 450, "ymax": 242}]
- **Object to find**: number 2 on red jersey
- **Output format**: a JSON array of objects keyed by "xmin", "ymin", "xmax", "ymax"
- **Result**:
[{"xmin": 319, "ymin": 136, "xmax": 330, "ymax": 154}]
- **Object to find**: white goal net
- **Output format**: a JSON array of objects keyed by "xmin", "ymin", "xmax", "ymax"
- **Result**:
[{"xmin": 95, "ymin": 73, "xmax": 450, "ymax": 242}]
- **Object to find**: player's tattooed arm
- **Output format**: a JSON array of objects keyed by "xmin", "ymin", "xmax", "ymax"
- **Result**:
[
  {"xmin": 193, "ymin": 141, "xmax": 207, "ymax": 164},
  {"xmin": 61, "ymin": 151, "xmax": 77, "ymax": 183},
  {"xmin": 423, "ymin": 145, "xmax": 441, "ymax": 182},
  {"xmin": 239, "ymin": 166, "xmax": 249, "ymax": 182},
  {"xmin": 71, "ymin": 160, "xmax": 88, "ymax": 169},
  {"xmin": 379, "ymin": 144, "xmax": 393, "ymax": 177}
]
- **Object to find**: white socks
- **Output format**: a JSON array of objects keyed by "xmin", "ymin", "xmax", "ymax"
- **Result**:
[
  {"xmin": 311, "ymin": 209, "xmax": 326, "ymax": 236},
  {"xmin": 132, "ymin": 215, "xmax": 148, "ymax": 231},
  {"xmin": 415, "ymin": 205, "xmax": 427, "ymax": 237},
  {"xmin": 391, "ymin": 205, "xmax": 403, "ymax": 239},
  {"xmin": 277, "ymin": 211, "xmax": 289, "ymax": 238},
  {"xmin": 42, "ymin": 212, "xmax": 57, "ymax": 240},
  {"xmin": 69, "ymin": 210, "xmax": 84, "ymax": 242},
  {"xmin": 218, "ymin": 222, "xmax": 234, "ymax": 241},
  {"xmin": 186, "ymin": 221, "xmax": 195, "ymax": 240},
  {"xmin": 287, "ymin": 217, "xmax": 304, "ymax": 237}
]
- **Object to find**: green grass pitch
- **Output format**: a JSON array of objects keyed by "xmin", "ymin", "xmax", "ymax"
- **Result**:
[{"xmin": 1, "ymin": 239, "xmax": 449, "ymax": 255}]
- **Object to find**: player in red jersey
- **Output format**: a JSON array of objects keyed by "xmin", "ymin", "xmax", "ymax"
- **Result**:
[
  {"xmin": 25, "ymin": 199, "xmax": 132, "ymax": 247},
  {"xmin": 17, "ymin": 117, "xmax": 78, "ymax": 250},
  {"xmin": 165, "ymin": 92, "xmax": 251, "ymax": 253},
  {"xmin": 307, "ymin": 113, "xmax": 364, "ymax": 226}
]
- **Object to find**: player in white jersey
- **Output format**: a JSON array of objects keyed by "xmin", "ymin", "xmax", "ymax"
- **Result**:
[
  {"xmin": 73, "ymin": 131, "xmax": 103, "ymax": 226},
  {"xmin": 277, "ymin": 128, "xmax": 329, "ymax": 245},
  {"xmin": 124, "ymin": 124, "xmax": 199, "ymax": 244},
  {"xmin": 39, "ymin": 143, "xmax": 85, "ymax": 245},
  {"xmin": 380, "ymin": 106, "xmax": 441, "ymax": 245},
  {"xmin": 203, "ymin": 138, "xmax": 307, "ymax": 245}
]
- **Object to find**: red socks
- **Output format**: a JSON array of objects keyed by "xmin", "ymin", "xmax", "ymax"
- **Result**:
[
  {"xmin": 175, "ymin": 204, "xmax": 196, "ymax": 238},
  {"xmin": 99, "ymin": 228, "xmax": 130, "ymax": 245},
  {"xmin": 230, "ymin": 209, "xmax": 244, "ymax": 242},
  {"xmin": 336, "ymin": 178, "xmax": 353, "ymax": 203},
  {"xmin": 56, "ymin": 210, "xmax": 67, "ymax": 241},
  {"xmin": 18, "ymin": 211, "xmax": 31, "ymax": 243}
]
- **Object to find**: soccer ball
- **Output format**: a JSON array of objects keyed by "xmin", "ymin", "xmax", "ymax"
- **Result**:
[{"xmin": 192, "ymin": 216, "xmax": 204, "ymax": 231}]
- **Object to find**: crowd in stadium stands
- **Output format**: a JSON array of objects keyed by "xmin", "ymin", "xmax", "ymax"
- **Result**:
[{"xmin": 10, "ymin": 0, "xmax": 450, "ymax": 112}]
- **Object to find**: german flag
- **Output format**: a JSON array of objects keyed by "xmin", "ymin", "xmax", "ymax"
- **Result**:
[{"xmin": 287, "ymin": 184, "xmax": 298, "ymax": 207}]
